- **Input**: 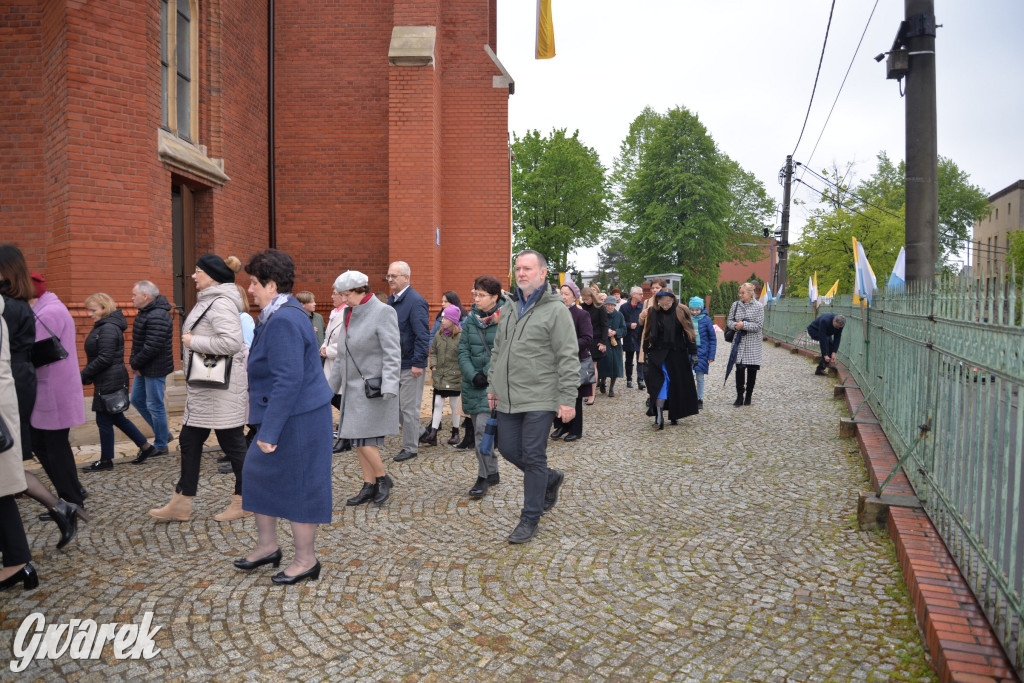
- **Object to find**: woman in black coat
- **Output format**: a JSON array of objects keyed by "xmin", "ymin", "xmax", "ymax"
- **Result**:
[
  {"xmin": 554, "ymin": 282, "xmax": 593, "ymax": 442},
  {"xmin": 579, "ymin": 287, "xmax": 608, "ymax": 405},
  {"xmin": 641, "ymin": 289, "xmax": 699, "ymax": 429},
  {"xmin": 79, "ymin": 293, "xmax": 156, "ymax": 472}
]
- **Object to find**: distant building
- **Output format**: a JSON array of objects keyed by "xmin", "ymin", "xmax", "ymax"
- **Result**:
[
  {"xmin": 718, "ymin": 240, "xmax": 776, "ymax": 290},
  {"xmin": 972, "ymin": 181, "xmax": 1023, "ymax": 272}
]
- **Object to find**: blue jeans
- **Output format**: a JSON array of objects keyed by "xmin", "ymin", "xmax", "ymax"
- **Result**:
[
  {"xmin": 497, "ymin": 411, "xmax": 557, "ymax": 524},
  {"xmin": 130, "ymin": 374, "xmax": 169, "ymax": 449},
  {"xmin": 95, "ymin": 410, "xmax": 148, "ymax": 462},
  {"xmin": 695, "ymin": 371, "xmax": 705, "ymax": 400}
]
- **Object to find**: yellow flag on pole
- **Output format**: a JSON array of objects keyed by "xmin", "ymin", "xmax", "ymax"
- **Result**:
[
  {"xmin": 536, "ymin": 0, "xmax": 556, "ymax": 59},
  {"xmin": 824, "ymin": 279, "xmax": 839, "ymax": 298}
]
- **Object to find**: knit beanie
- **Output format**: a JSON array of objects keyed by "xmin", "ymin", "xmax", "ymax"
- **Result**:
[
  {"xmin": 442, "ymin": 304, "xmax": 461, "ymax": 327},
  {"xmin": 562, "ymin": 281, "xmax": 580, "ymax": 299},
  {"xmin": 689, "ymin": 296, "xmax": 704, "ymax": 309},
  {"xmin": 196, "ymin": 254, "xmax": 235, "ymax": 283}
]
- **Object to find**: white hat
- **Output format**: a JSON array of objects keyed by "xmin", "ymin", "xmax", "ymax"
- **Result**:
[{"xmin": 333, "ymin": 270, "xmax": 368, "ymax": 292}]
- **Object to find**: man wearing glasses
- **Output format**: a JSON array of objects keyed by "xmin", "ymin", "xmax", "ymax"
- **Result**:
[{"xmin": 386, "ymin": 262, "xmax": 430, "ymax": 462}]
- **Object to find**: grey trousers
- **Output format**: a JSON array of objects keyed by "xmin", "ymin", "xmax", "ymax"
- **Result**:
[
  {"xmin": 472, "ymin": 412, "xmax": 499, "ymax": 478},
  {"xmin": 497, "ymin": 410, "xmax": 557, "ymax": 524},
  {"xmin": 398, "ymin": 367, "xmax": 427, "ymax": 454}
]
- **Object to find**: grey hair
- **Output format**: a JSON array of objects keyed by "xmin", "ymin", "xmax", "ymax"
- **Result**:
[
  {"xmin": 630, "ymin": 286, "xmax": 643, "ymax": 296},
  {"xmin": 389, "ymin": 261, "xmax": 411, "ymax": 277},
  {"xmin": 515, "ymin": 249, "xmax": 548, "ymax": 270},
  {"xmin": 740, "ymin": 282, "xmax": 758, "ymax": 294},
  {"xmin": 833, "ymin": 314, "xmax": 847, "ymax": 328},
  {"xmin": 134, "ymin": 280, "xmax": 159, "ymax": 297}
]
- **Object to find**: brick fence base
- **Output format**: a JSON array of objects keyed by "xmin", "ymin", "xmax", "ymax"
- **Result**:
[{"xmin": 769, "ymin": 337, "xmax": 1018, "ymax": 683}]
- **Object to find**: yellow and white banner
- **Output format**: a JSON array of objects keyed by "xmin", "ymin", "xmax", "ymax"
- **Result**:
[{"xmin": 536, "ymin": 0, "xmax": 556, "ymax": 59}]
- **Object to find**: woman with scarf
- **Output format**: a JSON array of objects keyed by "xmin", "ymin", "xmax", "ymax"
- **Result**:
[
  {"xmin": 642, "ymin": 289, "xmax": 699, "ymax": 429},
  {"xmin": 457, "ymin": 275, "xmax": 506, "ymax": 498},
  {"xmin": 553, "ymin": 281, "xmax": 593, "ymax": 442}
]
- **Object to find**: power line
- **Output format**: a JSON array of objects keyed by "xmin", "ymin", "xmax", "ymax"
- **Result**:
[
  {"xmin": 801, "ymin": 0, "xmax": 881, "ymax": 172},
  {"xmin": 791, "ymin": 0, "xmax": 837, "ymax": 157},
  {"xmin": 797, "ymin": 162, "xmax": 903, "ymax": 219},
  {"xmin": 793, "ymin": 177, "xmax": 880, "ymax": 223}
]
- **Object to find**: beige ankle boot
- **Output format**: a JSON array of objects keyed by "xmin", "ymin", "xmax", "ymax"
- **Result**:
[
  {"xmin": 148, "ymin": 492, "xmax": 193, "ymax": 521},
  {"xmin": 214, "ymin": 494, "xmax": 252, "ymax": 522}
]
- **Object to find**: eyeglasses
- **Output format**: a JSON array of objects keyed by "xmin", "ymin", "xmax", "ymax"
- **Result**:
[
  {"xmin": 385, "ymin": 274, "xmax": 404, "ymax": 280},
  {"xmin": 472, "ymin": 292, "xmax": 491, "ymax": 299}
]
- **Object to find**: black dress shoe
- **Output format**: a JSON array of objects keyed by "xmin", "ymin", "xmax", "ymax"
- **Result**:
[
  {"xmin": 626, "ymin": 381, "xmax": 633, "ymax": 388},
  {"xmin": 272, "ymin": 560, "xmax": 321, "ymax": 585},
  {"xmin": 333, "ymin": 438, "xmax": 352, "ymax": 453},
  {"xmin": 0, "ymin": 563, "xmax": 39, "ymax": 591},
  {"xmin": 608, "ymin": 388, "xmax": 615, "ymax": 398},
  {"xmin": 81, "ymin": 460, "xmax": 112, "ymax": 472},
  {"xmin": 49, "ymin": 500, "xmax": 80, "ymax": 550},
  {"xmin": 393, "ymin": 449, "xmax": 418, "ymax": 462},
  {"xmin": 346, "ymin": 482, "xmax": 377, "ymax": 506},
  {"xmin": 598, "ymin": 381, "xmax": 606, "ymax": 394},
  {"xmin": 468, "ymin": 477, "xmax": 489, "ymax": 498},
  {"xmin": 507, "ymin": 519, "xmax": 538, "ymax": 544},
  {"xmin": 373, "ymin": 475, "xmax": 393, "ymax": 505},
  {"xmin": 132, "ymin": 445, "xmax": 158, "ymax": 464},
  {"xmin": 563, "ymin": 433, "xmax": 581, "ymax": 442},
  {"xmin": 543, "ymin": 470, "xmax": 564, "ymax": 512},
  {"xmin": 233, "ymin": 548, "xmax": 283, "ymax": 571},
  {"xmin": 550, "ymin": 426, "xmax": 567, "ymax": 440},
  {"xmin": 638, "ymin": 383, "xmax": 645, "ymax": 391},
  {"xmin": 814, "ymin": 367, "xmax": 827, "ymax": 376}
]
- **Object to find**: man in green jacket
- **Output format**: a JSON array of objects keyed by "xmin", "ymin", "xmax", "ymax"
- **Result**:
[{"xmin": 487, "ymin": 250, "xmax": 579, "ymax": 544}]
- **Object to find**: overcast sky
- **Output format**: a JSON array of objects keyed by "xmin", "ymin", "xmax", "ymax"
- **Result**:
[{"xmin": 496, "ymin": 0, "xmax": 1023, "ymax": 271}]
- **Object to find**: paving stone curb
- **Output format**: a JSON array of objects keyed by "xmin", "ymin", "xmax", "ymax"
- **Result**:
[{"xmin": 769, "ymin": 336, "xmax": 1019, "ymax": 683}]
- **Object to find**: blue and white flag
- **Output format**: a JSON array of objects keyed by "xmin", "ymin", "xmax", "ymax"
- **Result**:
[
  {"xmin": 853, "ymin": 238, "xmax": 878, "ymax": 306},
  {"xmin": 775, "ymin": 284, "xmax": 784, "ymax": 300},
  {"xmin": 808, "ymin": 273, "xmax": 818, "ymax": 306},
  {"xmin": 888, "ymin": 246, "xmax": 906, "ymax": 291}
]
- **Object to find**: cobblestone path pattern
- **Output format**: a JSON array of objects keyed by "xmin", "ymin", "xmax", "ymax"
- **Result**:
[{"xmin": 1, "ymin": 336, "xmax": 934, "ymax": 680}]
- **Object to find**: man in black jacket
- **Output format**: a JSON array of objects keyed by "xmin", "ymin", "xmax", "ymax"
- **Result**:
[
  {"xmin": 620, "ymin": 286, "xmax": 645, "ymax": 389},
  {"xmin": 806, "ymin": 313, "xmax": 845, "ymax": 375},
  {"xmin": 129, "ymin": 281, "xmax": 174, "ymax": 462}
]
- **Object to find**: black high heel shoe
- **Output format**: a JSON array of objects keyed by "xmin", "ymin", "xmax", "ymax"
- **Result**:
[
  {"xmin": 0, "ymin": 563, "xmax": 39, "ymax": 591},
  {"xmin": 233, "ymin": 548, "xmax": 283, "ymax": 571},
  {"xmin": 272, "ymin": 560, "xmax": 321, "ymax": 585},
  {"xmin": 50, "ymin": 500, "xmax": 80, "ymax": 550}
]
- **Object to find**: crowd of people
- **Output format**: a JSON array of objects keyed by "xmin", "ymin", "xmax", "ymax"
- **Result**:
[{"xmin": 1, "ymin": 241, "xmax": 772, "ymax": 591}]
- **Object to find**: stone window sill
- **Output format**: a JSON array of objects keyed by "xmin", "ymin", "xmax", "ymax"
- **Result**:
[{"xmin": 157, "ymin": 129, "xmax": 230, "ymax": 186}]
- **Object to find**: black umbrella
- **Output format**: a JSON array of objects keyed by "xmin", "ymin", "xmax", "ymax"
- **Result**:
[{"xmin": 723, "ymin": 329, "xmax": 744, "ymax": 386}]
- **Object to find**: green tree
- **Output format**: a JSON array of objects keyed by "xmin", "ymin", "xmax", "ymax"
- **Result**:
[
  {"xmin": 612, "ymin": 106, "xmax": 773, "ymax": 293},
  {"xmin": 511, "ymin": 129, "xmax": 612, "ymax": 278},
  {"xmin": 789, "ymin": 153, "xmax": 989, "ymax": 298},
  {"xmin": 1008, "ymin": 230, "xmax": 1024, "ymax": 282}
]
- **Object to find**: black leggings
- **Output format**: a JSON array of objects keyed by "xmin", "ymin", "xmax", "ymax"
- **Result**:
[
  {"xmin": 177, "ymin": 425, "xmax": 246, "ymax": 496},
  {"xmin": 735, "ymin": 365, "xmax": 760, "ymax": 395},
  {"xmin": 30, "ymin": 427, "xmax": 86, "ymax": 507},
  {"xmin": 566, "ymin": 395, "xmax": 584, "ymax": 437}
]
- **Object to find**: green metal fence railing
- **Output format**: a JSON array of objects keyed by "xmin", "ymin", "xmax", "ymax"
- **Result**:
[{"xmin": 763, "ymin": 268, "xmax": 1024, "ymax": 674}]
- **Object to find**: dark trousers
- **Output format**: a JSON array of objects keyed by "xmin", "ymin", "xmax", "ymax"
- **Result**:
[
  {"xmin": 95, "ymin": 410, "xmax": 148, "ymax": 462},
  {"xmin": 497, "ymin": 410, "xmax": 557, "ymax": 524},
  {"xmin": 30, "ymin": 427, "xmax": 85, "ymax": 507},
  {"xmin": 735, "ymin": 365, "xmax": 759, "ymax": 397},
  {"xmin": 624, "ymin": 347, "xmax": 644, "ymax": 384},
  {"xmin": 566, "ymin": 395, "xmax": 584, "ymax": 437},
  {"xmin": 177, "ymin": 425, "xmax": 246, "ymax": 496},
  {"xmin": 0, "ymin": 496, "xmax": 31, "ymax": 567}
]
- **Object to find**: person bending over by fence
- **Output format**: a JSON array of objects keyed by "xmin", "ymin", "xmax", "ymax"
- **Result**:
[{"xmin": 807, "ymin": 313, "xmax": 845, "ymax": 375}]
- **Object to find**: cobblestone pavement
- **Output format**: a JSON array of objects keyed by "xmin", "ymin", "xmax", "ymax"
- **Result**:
[{"xmin": 1, "ymin": 335, "xmax": 936, "ymax": 681}]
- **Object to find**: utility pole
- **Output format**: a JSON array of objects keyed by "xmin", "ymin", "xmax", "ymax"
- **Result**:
[
  {"xmin": 886, "ymin": 0, "xmax": 938, "ymax": 285},
  {"xmin": 776, "ymin": 155, "xmax": 794, "ymax": 294}
]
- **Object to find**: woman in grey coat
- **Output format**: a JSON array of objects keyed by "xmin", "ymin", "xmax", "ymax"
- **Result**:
[
  {"xmin": 150, "ymin": 254, "xmax": 250, "ymax": 523},
  {"xmin": 725, "ymin": 281, "xmax": 765, "ymax": 406},
  {"xmin": 328, "ymin": 271, "xmax": 401, "ymax": 506}
]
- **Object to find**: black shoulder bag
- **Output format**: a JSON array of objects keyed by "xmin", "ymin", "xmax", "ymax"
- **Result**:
[
  {"xmin": 724, "ymin": 302, "xmax": 739, "ymax": 343},
  {"xmin": 31, "ymin": 313, "xmax": 69, "ymax": 368},
  {"xmin": 344, "ymin": 335, "xmax": 383, "ymax": 399}
]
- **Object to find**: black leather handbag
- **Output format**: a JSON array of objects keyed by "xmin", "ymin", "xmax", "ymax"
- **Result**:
[{"xmin": 31, "ymin": 314, "xmax": 69, "ymax": 368}]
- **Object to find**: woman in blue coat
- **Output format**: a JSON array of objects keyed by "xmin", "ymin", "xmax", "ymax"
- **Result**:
[
  {"xmin": 235, "ymin": 249, "xmax": 334, "ymax": 586},
  {"xmin": 688, "ymin": 296, "xmax": 716, "ymax": 410}
]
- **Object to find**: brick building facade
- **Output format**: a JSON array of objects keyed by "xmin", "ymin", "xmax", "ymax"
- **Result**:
[{"xmin": 1, "ymin": 0, "xmax": 512, "ymax": 365}]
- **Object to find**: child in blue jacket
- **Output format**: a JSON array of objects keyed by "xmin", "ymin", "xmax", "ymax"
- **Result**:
[{"xmin": 688, "ymin": 297, "xmax": 717, "ymax": 409}]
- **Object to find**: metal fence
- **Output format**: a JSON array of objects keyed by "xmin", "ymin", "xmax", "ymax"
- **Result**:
[{"xmin": 763, "ymin": 268, "xmax": 1024, "ymax": 673}]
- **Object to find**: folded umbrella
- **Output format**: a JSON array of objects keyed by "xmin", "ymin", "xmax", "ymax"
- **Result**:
[
  {"xmin": 723, "ymin": 329, "xmax": 744, "ymax": 387},
  {"xmin": 479, "ymin": 409, "xmax": 498, "ymax": 455}
]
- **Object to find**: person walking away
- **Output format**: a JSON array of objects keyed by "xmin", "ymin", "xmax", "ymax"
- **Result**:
[
  {"xmin": 128, "ymin": 280, "xmax": 174, "ymax": 463},
  {"xmin": 386, "ymin": 261, "xmax": 430, "ymax": 462},
  {"xmin": 487, "ymin": 250, "xmax": 578, "ymax": 544},
  {"xmin": 807, "ymin": 313, "xmax": 846, "ymax": 375},
  {"xmin": 422, "ymin": 305, "xmax": 462, "ymax": 446},
  {"xmin": 725, "ymin": 282, "xmax": 765, "ymax": 406},
  {"xmin": 688, "ymin": 297, "xmax": 716, "ymax": 410}
]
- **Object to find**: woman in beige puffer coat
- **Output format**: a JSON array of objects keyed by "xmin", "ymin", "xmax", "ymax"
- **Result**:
[{"xmin": 149, "ymin": 255, "xmax": 250, "ymax": 523}]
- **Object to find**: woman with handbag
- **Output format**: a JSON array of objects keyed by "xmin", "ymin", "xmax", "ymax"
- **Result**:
[
  {"xmin": 149, "ymin": 255, "xmax": 249, "ymax": 522},
  {"xmin": 79, "ymin": 293, "xmax": 157, "ymax": 472},
  {"xmin": 328, "ymin": 270, "xmax": 401, "ymax": 507},
  {"xmin": 233, "ymin": 249, "xmax": 334, "ymax": 585},
  {"xmin": 555, "ymin": 281, "xmax": 593, "ymax": 442},
  {"xmin": 579, "ymin": 287, "xmax": 607, "ymax": 404},
  {"xmin": 457, "ymin": 275, "xmax": 506, "ymax": 498},
  {"xmin": 725, "ymin": 282, "xmax": 765, "ymax": 406}
]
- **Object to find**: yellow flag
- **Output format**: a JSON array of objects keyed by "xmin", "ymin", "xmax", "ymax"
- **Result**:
[
  {"xmin": 558, "ymin": 272, "xmax": 566, "ymax": 286},
  {"xmin": 825, "ymin": 279, "xmax": 839, "ymax": 298},
  {"xmin": 852, "ymin": 237, "xmax": 862, "ymax": 306},
  {"xmin": 536, "ymin": 0, "xmax": 556, "ymax": 59}
]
